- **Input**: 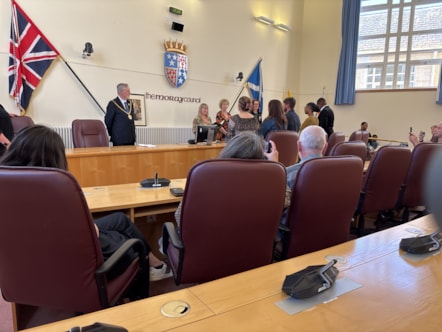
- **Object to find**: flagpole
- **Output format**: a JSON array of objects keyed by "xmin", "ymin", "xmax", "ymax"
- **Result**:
[
  {"xmin": 227, "ymin": 57, "xmax": 262, "ymax": 114},
  {"xmin": 59, "ymin": 55, "xmax": 106, "ymax": 114}
]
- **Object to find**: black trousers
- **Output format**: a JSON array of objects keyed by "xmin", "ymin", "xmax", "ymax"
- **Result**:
[{"xmin": 95, "ymin": 212, "xmax": 151, "ymax": 278}]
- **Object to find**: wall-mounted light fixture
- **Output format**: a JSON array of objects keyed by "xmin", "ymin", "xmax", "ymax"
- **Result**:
[
  {"xmin": 255, "ymin": 16, "xmax": 274, "ymax": 25},
  {"xmin": 236, "ymin": 72, "xmax": 244, "ymax": 82},
  {"xmin": 82, "ymin": 42, "xmax": 94, "ymax": 58},
  {"xmin": 274, "ymin": 23, "xmax": 291, "ymax": 32}
]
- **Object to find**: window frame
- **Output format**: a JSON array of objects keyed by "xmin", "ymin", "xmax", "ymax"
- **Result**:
[{"xmin": 356, "ymin": 0, "xmax": 442, "ymax": 91}]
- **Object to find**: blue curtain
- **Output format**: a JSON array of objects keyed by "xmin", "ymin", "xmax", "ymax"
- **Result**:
[
  {"xmin": 335, "ymin": 0, "xmax": 361, "ymax": 105},
  {"xmin": 437, "ymin": 64, "xmax": 442, "ymax": 104}
]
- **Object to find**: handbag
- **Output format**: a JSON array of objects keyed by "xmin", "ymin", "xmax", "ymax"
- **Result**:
[{"xmin": 282, "ymin": 259, "xmax": 339, "ymax": 299}]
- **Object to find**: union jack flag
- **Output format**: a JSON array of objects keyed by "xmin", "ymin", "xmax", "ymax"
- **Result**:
[{"xmin": 9, "ymin": 0, "xmax": 59, "ymax": 111}]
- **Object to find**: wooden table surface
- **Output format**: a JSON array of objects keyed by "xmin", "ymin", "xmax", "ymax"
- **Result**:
[
  {"xmin": 66, "ymin": 143, "xmax": 225, "ymax": 187},
  {"xmin": 83, "ymin": 179, "xmax": 186, "ymax": 220},
  {"xmin": 22, "ymin": 215, "xmax": 439, "ymax": 332}
]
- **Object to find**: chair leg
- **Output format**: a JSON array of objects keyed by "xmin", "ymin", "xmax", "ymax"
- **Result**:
[
  {"xmin": 402, "ymin": 208, "xmax": 410, "ymax": 223},
  {"xmin": 357, "ymin": 214, "xmax": 365, "ymax": 237}
]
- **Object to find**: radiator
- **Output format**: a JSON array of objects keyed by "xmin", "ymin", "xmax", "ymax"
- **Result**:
[{"xmin": 53, "ymin": 126, "xmax": 192, "ymax": 148}]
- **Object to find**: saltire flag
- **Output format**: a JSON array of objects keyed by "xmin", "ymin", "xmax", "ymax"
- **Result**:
[
  {"xmin": 9, "ymin": 0, "xmax": 59, "ymax": 111},
  {"xmin": 246, "ymin": 59, "xmax": 263, "ymax": 117}
]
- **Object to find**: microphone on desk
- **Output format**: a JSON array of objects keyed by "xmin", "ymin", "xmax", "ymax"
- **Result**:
[{"xmin": 140, "ymin": 171, "xmax": 171, "ymax": 188}]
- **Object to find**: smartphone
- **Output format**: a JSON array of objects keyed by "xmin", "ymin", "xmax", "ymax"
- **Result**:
[
  {"xmin": 264, "ymin": 141, "xmax": 272, "ymax": 153},
  {"xmin": 170, "ymin": 187, "xmax": 185, "ymax": 197},
  {"xmin": 409, "ymin": 126, "xmax": 413, "ymax": 133}
]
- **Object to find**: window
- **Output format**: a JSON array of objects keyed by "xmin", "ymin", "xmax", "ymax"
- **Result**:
[{"xmin": 356, "ymin": 0, "xmax": 442, "ymax": 90}]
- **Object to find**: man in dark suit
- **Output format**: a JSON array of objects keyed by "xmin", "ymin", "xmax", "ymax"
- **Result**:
[
  {"xmin": 105, "ymin": 83, "xmax": 136, "ymax": 146},
  {"xmin": 316, "ymin": 97, "xmax": 334, "ymax": 138}
]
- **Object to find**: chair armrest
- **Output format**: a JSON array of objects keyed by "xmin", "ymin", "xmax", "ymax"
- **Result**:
[
  {"xmin": 354, "ymin": 191, "xmax": 366, "ymax": 216},
  {"xmin": 96, "ymin": 238, "xmax": 146, "ymax": 276},
  {"xmin": 163, "ymin": 222, "xmax": 183, "ymax": 250},
  {"xmin": 95, "ymin": 238, "xmax": 148, "ymax": 307}
]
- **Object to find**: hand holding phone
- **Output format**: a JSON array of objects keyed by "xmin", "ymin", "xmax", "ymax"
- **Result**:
[{"xmin": 264, "ymin": 141, "xmax": 272, "ymax": 153}]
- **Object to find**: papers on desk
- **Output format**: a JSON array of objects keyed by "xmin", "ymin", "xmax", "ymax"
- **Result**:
[
  {"xmin": 137, "ymin": 143, "xmax": 157, "ymax": 148},
  {"xmin": 275, "ymin": 278, "xmax": 362, "ymax": 315}
]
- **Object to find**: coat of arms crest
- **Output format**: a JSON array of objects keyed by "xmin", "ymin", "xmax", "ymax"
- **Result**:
[{"xmin": 164, "ymin": 40, "xmax": 188, "ymax": 88}]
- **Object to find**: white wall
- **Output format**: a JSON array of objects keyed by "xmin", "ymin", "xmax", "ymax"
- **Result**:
[
  {"xmin": 1, "ymin": 0, "xmax": 441, "ymax": 142},
  {"xmin": 0, "ymin": 0, "xmax": 296, "ymax": 127}
]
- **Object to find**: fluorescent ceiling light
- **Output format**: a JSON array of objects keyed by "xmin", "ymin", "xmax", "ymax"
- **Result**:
[
  {"xmin": 255, "ymin": 16, "xmax": 274, "ymax": 25},
  {"xmin": 274, "ymin": 23, "xmax": 291, "ymax": 32}
]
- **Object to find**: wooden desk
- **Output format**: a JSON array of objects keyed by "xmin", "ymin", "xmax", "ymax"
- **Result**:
[
  {"xmin": 22, "ymin": 215, "xmax": 438, "ymax": 332},
  {"xmin": 66, "ymin": 144, "xmax": 225, "ymax": 187},
  {"xmin": 83, "ymin": 179, "xmax": 186, "ymax": 220}
]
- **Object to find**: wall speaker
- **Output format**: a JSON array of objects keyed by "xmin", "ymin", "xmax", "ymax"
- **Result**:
[{"xmin": 171, "ymin": 22, "xmax": 184, "ymax": 32}]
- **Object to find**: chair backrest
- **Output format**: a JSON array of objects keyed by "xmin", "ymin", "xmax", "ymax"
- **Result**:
[
  {"xmin": 400, "ymin": 143, "xmax": 442, "ymax": 208},
  {"xmin": 177, "ymin": 159, "xmax": 287, "ymax": 284},
  {"xmin": 284, "ymin": 156, "xmax": 363, "ymax": 258},
  {"xmin": 361, "ymin": 131, "xmax": 370, "ymax": 144},
  {"xmin": 266, "ymin": 130, "xmax": 299, "ymax": 166},
  {"xmin": 358, "ymin": 146, "xmax": 411, "ymax": 215},
  {"xmin": 10, "ymin": 116, "xmax": 35, "ymax": 136},
  {"xmin": 324, "ymin": 131, "xmax": 345, "ymax": 156},
  {"xmin": 0, "ymin": 166, "xmax": 105, "ymax": 313},
  {"xmin": 330, "ymin": 141, "xmax": 368, "ymax": 161},
  {"xmin": 349, "ymin": 130, "xmax": 363, "ymax": 141},
  {"xmin": 72, "ymin": 119, "xmax": 109, "ymax": 148}
]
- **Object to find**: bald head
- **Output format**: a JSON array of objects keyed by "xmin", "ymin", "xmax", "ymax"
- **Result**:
[{"xmin": 298, "ymin": 125, "xmax": 328, "ymax": 158}]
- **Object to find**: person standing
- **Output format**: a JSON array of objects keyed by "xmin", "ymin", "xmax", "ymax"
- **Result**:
[
  {"xmin": 316, "ymin": 97, "xmax": 334, "ymax": 138},
  {"xmin": 215, "ymin": 99, "xmax": 231, "ymax": 141},
  {"xmin": 105, "ymin": 83, "xmax": 136, "ymax": 146},
  {"xmin": 0, "ymin": 105, "xmax": 15, "ymax": 156},
  {"xmin": 259, "ymin": 99, "xmax": 287, "ymax": 138},
  {"xmin": 251, "ymin": 99, "xmax": 262, "ymax": 123},
  {"xmin": 283, "ymin": 97, "xmax": 301, "ymax": 132},
  {"xmin": 299, "ymin": 102, "xmax": 319, "ymax": 133},
  {"xmin": 226, "ymin": 96, "xmax": 259, "ymax": 141}
]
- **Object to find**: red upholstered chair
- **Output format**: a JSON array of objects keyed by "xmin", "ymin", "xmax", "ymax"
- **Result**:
[
  {"xmin": 324, "ymin": 132, "xmax": 345, "ymax": 156},
  {"xmin": 279, "ymin": 156, "xmax": 363, "ymax": 259},
  {"xmin": 72, "ymin": 119, "xmax": 109, "ymax": 148},
  {"xmin": 0, "ymin": 166, "xmax": 148, "ymax": 329},
  {"xmin": 266, "ymin": 130, "xmax": 299, "ymax": 166},
  {"xmin": 11, "ymin": 116, "xmax": 35, "ymax": 136},
  {"xmin": 163, "ymin": 159, "xmax": 287, "ymax": 285},
  {"xmin": 396, "ymin": 143, "xmax": 442, "ymax": 222},
  {"xmin": 361, "ymin": 131, "xmax": 370, "ymax": 145},
  {"xmin": 354, "ymin": 146, "xmax": 412, "ymax": 236},
  {"xmin": 348, "ymin": 130, "xmax": 363, "ymax": 142},
  {"xmin": 329, "ymin": 141, "xmax": 368, "ymax": 162}
]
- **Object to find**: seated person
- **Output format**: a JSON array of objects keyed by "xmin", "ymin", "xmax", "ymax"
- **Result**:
[
  {"xmin": 281, "ymin": 125, "xmax": 328, "ymax": 225},
  {"xmin": 174, "ymin": 132, "xmax": 283, "ymax": 228},
  {"xmin": 0, "ymin": 125, "xmax": 171, "ymax": 281},
  {"xmin": 192, "ymin": 103, "xmax": 212, "ymax": 134},
  {"xmin": 368, "ymin": 134, "xmax": 379, "ymax": 150},
  {"xmin": 409, "ymin": 123, "xmax": 442, "ymax": 147}
]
